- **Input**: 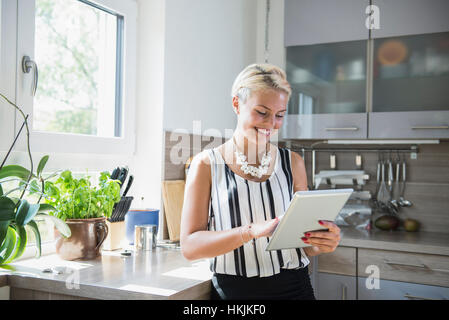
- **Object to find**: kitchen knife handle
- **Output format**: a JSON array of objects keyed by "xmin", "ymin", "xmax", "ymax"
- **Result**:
[{"xmin": 123, "ymin": 175, "xmax": 134, "ymax": 197}]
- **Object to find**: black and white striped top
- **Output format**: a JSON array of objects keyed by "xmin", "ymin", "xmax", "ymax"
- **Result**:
[{"xmin": 205, "ymin": 146, "xmax": 310, "ymax": 278}]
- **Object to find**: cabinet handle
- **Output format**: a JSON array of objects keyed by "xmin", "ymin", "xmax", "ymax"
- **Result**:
[
  {"xmin": 341, "ymin": 285, "xmax": 347, "ymax": 300},
  {"xmin": 325, "ymin": 127, "xmax": 359, "ymax": 131},
  {"xmin": 403, "ymin": 294, "xmax": 438, "ymax": 300},
  {"xmin": 384, "ymin": 259, "xmax": 429, "ymax": 270},
  {"xmin": 411, "ymin": 125, "xmax": 449, "ymax": 130}
]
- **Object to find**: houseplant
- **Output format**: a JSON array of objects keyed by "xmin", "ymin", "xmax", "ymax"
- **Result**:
[
  {"xmin": 0, "ymin": 93, "xmax": 71, "ymax": 268},
  {"xmin": 43, "ymin": 169, "xmax": 121, "ymax": 260}
]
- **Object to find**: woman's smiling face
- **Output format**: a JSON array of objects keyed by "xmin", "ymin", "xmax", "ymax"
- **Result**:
[{"xmin": 233, "ymin": 89, "xmax": 288, "ymax": 145}]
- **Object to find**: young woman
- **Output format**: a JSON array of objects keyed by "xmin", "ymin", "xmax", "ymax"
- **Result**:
[{"xmin": 180, "ymin": 63, "xmax": 341, "ymax": 300}]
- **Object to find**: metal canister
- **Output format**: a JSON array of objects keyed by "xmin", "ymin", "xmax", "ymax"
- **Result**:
[{"xmin": 134, "ymin": 224, "xmax": 157, "ymax": 250}]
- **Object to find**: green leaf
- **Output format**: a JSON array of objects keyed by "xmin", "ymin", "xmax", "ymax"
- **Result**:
[
  {"xmin": 37, "ymin": 203, "xmax": 57, "ymax": 214},
  {"xmin": 0, "ymin": 227, "xmax": 18, "ymax": 264},
  {"xmin": 0, "ymin": 196, "xmax": 16, "ymax": 222},
  {"xmin": 0, "ymin": 165, "xmax": 34, "ymax": 180},
  {"xmin": 0, "ymin": 184, "xmax": 3, "ymax": 196},
  {"xmin": 0, "ymin": 221, "xmax": 9, "ymax": 247},
  {"xmin": 15, "ymin": 199, "xmax": 40, "ymax": 226},
  {"xmin": 36, "ymin": 155, "xmax": 49, "ymax": 177},
  {"xmin": 3, "ymin": 224, "xmax": 26, "ymax": 264},
  {"xmin": 27, "ymin": 220, "xmax": 41, "ymax": 258},
  {"xmin": 15, "ymin": 199, "xmax": 30, "ymax": 226},
  {"xmin": 0, "ymin": 264, "xmax": 17, "ymax": 271},
  {"xmin": 36, "ymin": 213, "xmax": 71, "ymax": 238}
]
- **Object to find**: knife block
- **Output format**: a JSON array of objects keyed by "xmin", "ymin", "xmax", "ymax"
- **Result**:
[{"xmin": 103, "ymin": 220, "xmax": 126, "ymax": 251}]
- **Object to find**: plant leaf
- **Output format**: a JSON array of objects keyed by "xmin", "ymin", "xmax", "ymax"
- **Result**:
[
  {"xmin": 27, "ymin": 220, "xmax": 41, "ymax": 258},
  {"xmin": 24, "ymin": 204, "xmax": 40, "ymax": 226},
  {"xmin": 0, "ymin": 165, "xmax": 34, "ymax": 180},
  {"xmin": 0, "ymin": 196, "xmax": 16, "ymax": 222},
  {"xmin": 15, "ymin": 200, "xmax": 41, "ymax": 226},
  {"xmin": 0, "ymin": 221, "xmax": 9, "ymax": 247},
  {"xmin": 15, "ymin": 199, "xmax": 30, "ymax": 226},
  {"xmin": 0, "ymin": 264, "xmax": 16, "ymax": 271},
  {"xmin": 37, "ymin": 203, "xmax": 57, "ymax": 214},
  {"xmin": 36, "ymin": 213, "xmax": 71, "ymax": 238},
  {"xmin": 0, "ymin": 184, "xmax": 3, "ymax": 196},
  {"xmin": 36, "ymin": 155, "xmax": 49, "ymax": 177},
  {"xmin": 0, "ymin": 226, "xmax": 18, "ymax": 264},
  {"xmin": 3, "ymin": 224, "xmax": 26, "ymax": 264}
]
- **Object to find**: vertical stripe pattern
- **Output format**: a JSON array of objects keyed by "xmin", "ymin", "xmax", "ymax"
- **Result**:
[{"xmin": 206, "ymin": 146, "xmax": 310, "ymax": 278}]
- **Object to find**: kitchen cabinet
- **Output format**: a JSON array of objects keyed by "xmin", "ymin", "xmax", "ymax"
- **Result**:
[
  {"xmin": 314, "ymin": 246, "xmax": 357, "ymax": 300},
  {"xmin": 369, "ymin": 32, "xmax": 449, "ymax": 138},
  {"xmin": 371, "ymin": 0, "xmax": 449, "ymax": 39},
  {"xmin": 358, "ymin": 248, "xmax": 449, "ymax": 288},
  {"xmin": 358, "ymin": 278, "xmax": 449, "ymax": 300},
  {"xmin": 284, "ymin": 0, "xmax": 369, "ymax": 46},
  {"xmin": 317, "ymin": 273, "xmax": 356, "ymax": 300},
  {"xmin": 282, "ymin": 40, "xmax": 368, "ymax": 139},
  {"xmin": 283, "ymin": 3, "xmax": 449, "ymax": 140}
]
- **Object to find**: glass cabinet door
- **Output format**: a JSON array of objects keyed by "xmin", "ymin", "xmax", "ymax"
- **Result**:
[
  {"xmin": 286, "ymin": 40, "xmax": 367, "ymax": 115},
  {"xmin": 372, "ymin": 32, "xmax": 449, "ymax": 112}
]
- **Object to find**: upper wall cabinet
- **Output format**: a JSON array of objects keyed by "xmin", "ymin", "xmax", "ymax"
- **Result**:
[
  {"xmin": 282, "ymin": 40, "xmax": 368, "ymax": 139},
  {"xmin": 369, "ymin": 31, "xmax": 449, "ymax": 138},
  {"xmin": 284, "ymin": 0, "xmax": 369, "ymax": 46},
  {"xmin": 371, "ymin": 0, "xmax": 449, "ymax": 39}
]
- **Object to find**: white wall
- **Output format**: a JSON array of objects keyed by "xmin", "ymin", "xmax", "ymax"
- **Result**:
[{"xmin": 162, "ymin": 0, "xmax": 259, "ymax": 139}]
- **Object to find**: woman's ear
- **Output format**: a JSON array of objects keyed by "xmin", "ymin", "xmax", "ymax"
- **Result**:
[{"xmin": 232, "ymin": 96, "xmax": 239, "ymax": 115}]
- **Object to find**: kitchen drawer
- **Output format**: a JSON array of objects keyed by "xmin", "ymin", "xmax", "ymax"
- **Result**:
[
  {"xmin": 281, "ymin": 114, "xmax": 368, "ymax": 140},
  {"xmin": 317, "ymin": 246, "xmax": 356, "ymax": 276},
  {"xmin": 369, "ymin": 111, "xmax": 449, "ymax": 139},
  {"xmin": 358, "ymin": 277, "xmax": 449, "ymax": 300},
  {"xmin": 358, "ymin": 248, "xmax": 449, "ymax": 288}
]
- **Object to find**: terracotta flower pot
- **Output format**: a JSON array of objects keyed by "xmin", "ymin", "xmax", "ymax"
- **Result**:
[{"xmin": 55, "ymin": 217, "xmax": 109, "ymax": 261}]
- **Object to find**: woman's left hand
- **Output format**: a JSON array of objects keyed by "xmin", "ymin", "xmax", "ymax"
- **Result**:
[{"xmin": 301, "ymin": 220, "xmax": 341, "ymax": 255}]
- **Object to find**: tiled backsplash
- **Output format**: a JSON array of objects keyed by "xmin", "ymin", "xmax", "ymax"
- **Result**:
[
  {"xmin": 284, "ymin": 140, "xmax": 449, "ymax": 234},
  {"xmin": 162, "ymin": 130, "xmax": 449, "ymax": 234}
]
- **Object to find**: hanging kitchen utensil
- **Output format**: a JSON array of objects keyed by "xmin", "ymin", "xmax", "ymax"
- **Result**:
[
  {"xmin": 399, "ymin": 156, "xmax": 413, "ymax": 207},
  {"xmin": 377, "ymin": 160, "xmax": 391, "ymax": 210}
]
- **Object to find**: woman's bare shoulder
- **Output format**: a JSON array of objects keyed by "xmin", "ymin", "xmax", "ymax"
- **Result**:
[{"xmin": 187, "ymin": 148, "xmax": 217, "ymax": 185}]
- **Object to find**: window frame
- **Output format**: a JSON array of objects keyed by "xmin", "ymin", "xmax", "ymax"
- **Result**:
[{"xmin": 14, "ymin": 0, "xmax": 137, "ymax": 155}]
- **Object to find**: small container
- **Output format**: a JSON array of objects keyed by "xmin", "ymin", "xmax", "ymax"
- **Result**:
[
  {"xmin": 134, "ymin": 224, "xmax": 157, "ymax": 251},
  {"xmin": 125, "ymin": 209, "xmax": 159, "ymax": 245}
]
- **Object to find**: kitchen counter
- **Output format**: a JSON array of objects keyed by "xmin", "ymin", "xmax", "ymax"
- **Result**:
[
  {"xmin": 339, "ymin": 226, "xmax": 449, "ymax": 256},
  {"xmin": 2, "ymin": 228, "xmax": 448, "ymax": 300},
  {"xmin": 0, "ymin": 247, "xmax": 212, "ymax": 300}
]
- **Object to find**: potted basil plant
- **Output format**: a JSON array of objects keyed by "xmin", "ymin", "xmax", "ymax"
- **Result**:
[{"xmin": 43, "ymin": 170, "xmax": 121, "ymax": 260}]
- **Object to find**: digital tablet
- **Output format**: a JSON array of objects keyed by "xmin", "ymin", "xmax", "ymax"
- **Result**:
[{"xmin": 266, "ymin": 189, "xmax": 353, "ymax": 251}]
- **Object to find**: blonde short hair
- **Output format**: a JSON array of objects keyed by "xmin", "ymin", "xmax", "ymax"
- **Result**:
[{"xmin": 231, "ymin": 63, "xmax": 292, "ymax": 103}]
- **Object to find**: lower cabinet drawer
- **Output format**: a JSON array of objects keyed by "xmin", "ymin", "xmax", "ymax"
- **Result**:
[
  {"xmin": 317, "ymin": 246, "xmax": 356, "ymax": 276},
  {"xmin": 358, "ymin": 277, "xmax": 449, "ymax": 300},
  {"xmin": 358, "ymin": 248, "xmax": 449, "ymax": 287},
  {"xmin": 316, "ymin": 273, "xmax": 356, "ymax": 300}
]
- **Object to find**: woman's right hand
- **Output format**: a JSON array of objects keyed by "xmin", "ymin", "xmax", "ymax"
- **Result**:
[{"xmin": 249, "ymin": 217, "xmax": 280, "ymax": 239}]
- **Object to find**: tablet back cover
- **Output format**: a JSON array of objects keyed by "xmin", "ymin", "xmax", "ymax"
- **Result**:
[{"xmin": 266, "ymin": 189, "xmax": 352, "ymax": 251}]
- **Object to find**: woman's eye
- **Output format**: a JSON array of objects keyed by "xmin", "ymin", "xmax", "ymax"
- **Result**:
[
  {"xmin": 276, "ymin": 114, "xmax": 284, "ymax": 118},
  {"xmin": 256, "ymin": 110, "xmax": 266, "ymax": 116}
]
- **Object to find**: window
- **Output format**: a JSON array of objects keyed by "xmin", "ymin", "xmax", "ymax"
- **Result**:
[
  {"xmin": 34, "ymin": 0, "xmax": 124, "ymax": 138},
  {"xmin": 7, "ymin": 0, "xmax": 136, "ymax": 154}
]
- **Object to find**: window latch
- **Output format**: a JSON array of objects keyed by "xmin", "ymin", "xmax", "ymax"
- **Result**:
[{"xmin": 22, "ymin": 56, "xmax": 39, "ymax": 97}]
